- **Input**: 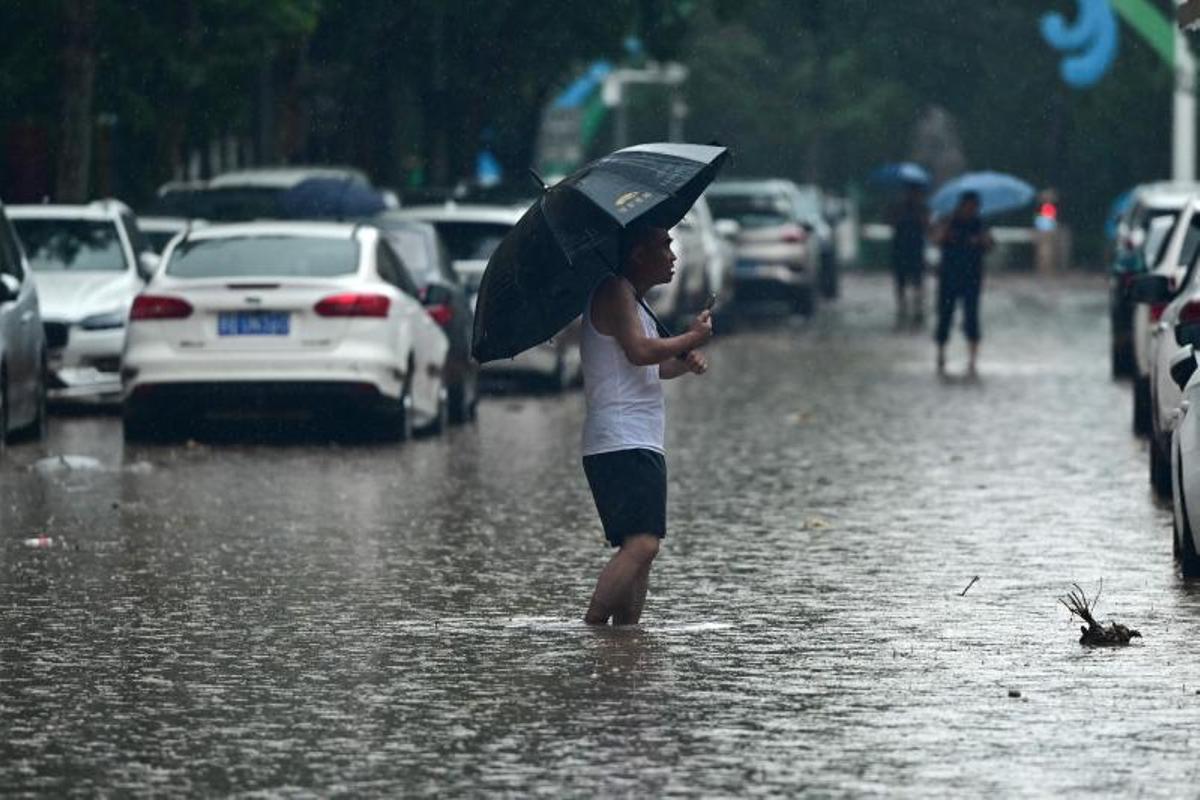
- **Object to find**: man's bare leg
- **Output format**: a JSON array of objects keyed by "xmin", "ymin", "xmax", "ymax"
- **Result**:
[
  {"xmin": 584, "ymin": 534, "xmax": 659, "ymax": 625},
  {"xmin": 614, "ymin": 561, "xmax": 653, "ymax": 625}
]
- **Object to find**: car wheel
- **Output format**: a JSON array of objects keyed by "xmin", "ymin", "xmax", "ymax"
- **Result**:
[
  {"xmin": 0, "ymin": 368, "xmax": 8, "ymax": 457},
  {"xmin": 1111, "ymin": 340, "xmax": 1133, "ymax": 379},
  {"xmin": 15, "ymin": 353, "xmax": 47, "ymax": 442},
  {"xmin": 448, "ymin": 371, "xmax": 478, "ymax": 424},
  {"xmin": 545, "ymin": 352, "xmax": 569, "ymax": 394},
  {"xmin": 382, "ymin": 372, "xmax": 413, "ymax": 442},
  {"xmin": 1151, "ymin": 435, "xmax": 1173, "ymax": 498},
  {"xmin": 794, "ymin": 286, "xmax": 815, "ymax": 317},
  {"xmin": 1174, "ymin": 444, "xmax": 1200, "ymax": 576},
  {"xmin": 430, "ymin": 383, "xmax": 449, "ymax": 435},
  {"xmin": 1133, "ymin": 376, "xmax": 1152, "ymax": 436}
]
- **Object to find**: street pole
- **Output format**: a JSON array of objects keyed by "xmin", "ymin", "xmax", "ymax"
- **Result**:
[{"xmin": 1175, "ymin": 27, "xmax": 1197, "ymax": 181}]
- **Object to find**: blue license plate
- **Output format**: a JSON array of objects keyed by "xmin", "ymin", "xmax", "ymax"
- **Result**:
[{"xmin": 218, "ymin": 311, "xmax": 290, "ymax": 336}]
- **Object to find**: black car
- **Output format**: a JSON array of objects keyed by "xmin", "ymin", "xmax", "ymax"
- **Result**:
[{"xmin": 371, "ymin": 216, "xmax": 479, "ymax": 423}]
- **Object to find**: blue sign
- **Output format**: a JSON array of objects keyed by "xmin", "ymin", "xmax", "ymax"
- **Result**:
[{"xmin": 1041, "ymin": 0, "xmax": 1119, "ymax": 88}]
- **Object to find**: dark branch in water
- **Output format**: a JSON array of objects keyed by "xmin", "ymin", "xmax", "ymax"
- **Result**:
[
  {"xmin": 1058, "ymin": 581, "xmax": 1140, "ymax": 646},
  {"xmin": 960, "ymin": 575, "xmax": 979, "ymax": 596}
]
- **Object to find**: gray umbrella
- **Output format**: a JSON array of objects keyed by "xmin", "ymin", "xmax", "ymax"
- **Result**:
[{"xmin": 471, "ymin": 142, "xmax": 729, "ymax": 363}]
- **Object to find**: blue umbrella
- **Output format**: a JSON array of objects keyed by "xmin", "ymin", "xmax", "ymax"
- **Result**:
[
  {"xmin": 279, "ymin": 177, "xmax": 388, "ymax": 220},
  {"xmin": 869, "ymin": 161, "xmax": 931, "ymax": 188},
  {"xmin": 930, "ymin": 171, "xmax": 1036, "ymax": 218}
]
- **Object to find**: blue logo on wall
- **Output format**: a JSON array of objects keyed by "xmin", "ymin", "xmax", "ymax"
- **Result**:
[{"xmin": 1041, "ymin": 0, "xmax": 1119, "ymax": 88}]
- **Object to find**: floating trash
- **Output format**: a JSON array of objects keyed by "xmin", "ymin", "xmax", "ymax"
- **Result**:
[
  {"xmin": 32, "ymin": 454, "xmax": 104, "ymax": 474},
  {"xmin": 1059, "ymin": 581, "xmax": 1141, "ymax": 646},
  {"xmin": 23, "ymin": 535, "xmax": 54, "ymax": 548}
]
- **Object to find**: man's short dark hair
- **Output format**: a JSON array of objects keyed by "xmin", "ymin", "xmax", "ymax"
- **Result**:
[{"xmin": 959, "ymin": 190, "xmax": 981, "ymax": 206}]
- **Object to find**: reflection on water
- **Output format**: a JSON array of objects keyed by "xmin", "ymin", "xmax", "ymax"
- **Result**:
[{"xmin": 2, "ymin": 275, "xmax": 1199, "ymax": 795}]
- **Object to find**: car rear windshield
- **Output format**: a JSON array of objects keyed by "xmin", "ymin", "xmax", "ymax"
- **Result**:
[
  {"xmin": 431, "ymin": 221, "xmax": 511, "ymax": 261},
  {"xmin": 166, "ymin": 235, "xmax": 359, "ymax": 278},
  {"xmin": 12, "ymin": 218, "xmax": 127, "ymax": 272},
  {"xmin": 707, "ymin": 194, "xmax": 793, "ymax": 229}
]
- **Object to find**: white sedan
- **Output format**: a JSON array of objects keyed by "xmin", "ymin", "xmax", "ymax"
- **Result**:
[{"xmin": 121, "ymin": 222, "xmax": 449, "ymax": 440}]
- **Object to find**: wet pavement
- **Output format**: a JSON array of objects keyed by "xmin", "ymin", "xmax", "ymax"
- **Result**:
[{"xmin": 2, "ymin": 271, "xmax": 1196, "ymax": 796}]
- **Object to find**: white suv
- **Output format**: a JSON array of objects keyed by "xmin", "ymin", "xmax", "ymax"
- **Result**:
[{"xmin": 8, "ymin": 200, "xmax": 158, "ymax": 401}]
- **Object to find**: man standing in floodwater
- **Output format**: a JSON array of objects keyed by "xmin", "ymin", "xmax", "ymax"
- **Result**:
[
  {"xmin": 579, "ymin": 225, "xmax": 712, "ymax": 625},
  {"xmin": 934, "ymin": 190, "xmax": 993, "ymax": 377},
  {"xmin": 890, "ymin": 182, "xmax": 930, "ymax": 329}
]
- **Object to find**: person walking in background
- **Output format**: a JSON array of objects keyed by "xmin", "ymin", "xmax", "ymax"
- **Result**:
[
  {"xmin": 580, "ymin": 225, "xmax": 711, "ymax": 626},
  {"xmin": 934, "ymin": 190, "xmax": 993, "ymax": 377},
  {"xmin": 889, "ymin": 182, "xmax": 930, "ymax": 329}
]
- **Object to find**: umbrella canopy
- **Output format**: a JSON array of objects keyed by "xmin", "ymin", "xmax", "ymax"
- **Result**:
[
  {"xmin": 471, "ymin": 143, "xmax": 729, "ymax": 363},
  {"xmin": 279, "ymin": 177, "xmax": 388, "ymax": 220},
  {"xmin": 930, "ymin": 171, "xmax": 1035, "ymax": 219},
  {"xmin": 869, "ymin": 161, "xmax": 931, "ymax": 188}
]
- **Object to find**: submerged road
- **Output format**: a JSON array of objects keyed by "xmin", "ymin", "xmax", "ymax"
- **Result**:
[{"xmin": 1, "ymin": 271, "xmax": 1195, "ymax": 796}]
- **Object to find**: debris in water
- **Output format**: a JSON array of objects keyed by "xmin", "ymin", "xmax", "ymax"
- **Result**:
[
  {"xmin": 1008, "ymin": 689, "xmax": 1021, "ymax": 698},
  {"xmin": 802, "ymin": 516, "xmax": 830, "ymax": 530},
  {"xmin": 32, "ymin": 454, "xmax": 103, "ymax": 474},
  {"xmin": 960, "ymin": 575, "xmax": 980, "ymax": 596},
  {"xmin": 1058, "ymin": 581, "xmax": 1141, "ymax": 646},
  {"xmin": 23, "ymin": 535, "xmax": 53, "ymax": 548}
]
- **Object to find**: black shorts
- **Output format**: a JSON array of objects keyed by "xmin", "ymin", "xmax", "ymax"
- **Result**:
[{"xmin": 582, "ymin": 448, "xmax": 667, "ymax": 548}]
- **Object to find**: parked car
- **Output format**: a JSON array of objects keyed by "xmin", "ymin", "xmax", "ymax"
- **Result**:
[
  {"xmin": 1110, "ymin": 182, "xmax": 1198, "ymax": 377},
  {"xmin": 370, "ymin": 214, "xmax": 479, "ymax": 422},
  {"xmin": 790, "ymin": 182, "xmax": 839, "ymax": 299},
  {"xmin": 121, "ymin": 222, "xmax": 449, "ymax": 440},
  {"xmin": 1169, "ymin": 343, "xmax": 1200, "ymax": 574},
  {"xmin": 395, "ymin": 202, "xmax": 581, "ymax": 391},
  {"xmin": 152, "ymin": 166, "xmax": 385, "ymax": 222},
  {"xmin": 1131, "ymin": 196, "xmax": 1200, "ymax": 437},
  {"xmin": 0, "ymin": 200, "xmax": 47, "ymax": 450},
  {"xmin": 8, "ymin": 200, "xmax": 158, "ymax": 402},
  {"xmin": 706, "ymin": 179, "xmax": 820, "ymax": 315},
  {"xmin": 139, "ymin": 215, "xmax": 206, "ymax": 254},
  {"xmin": 642, "ymin": 195, "xmax": 731, "ymax": 329}
]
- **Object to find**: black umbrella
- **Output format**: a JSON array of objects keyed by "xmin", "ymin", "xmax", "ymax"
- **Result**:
[{"xmin": 471, "ymin": 142, "xmax": 729, "ymax": 363}]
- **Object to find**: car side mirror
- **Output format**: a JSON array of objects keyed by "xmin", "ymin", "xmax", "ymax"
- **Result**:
[
  {"xmin": 138, "ymin": 251, "xmax": 161, "ymax": 281},
  {"xmin": 1177, "ymin": 320, "xmax": 1200, "ymax": 347},
  {"xmin": 421, "ymin": 283, "xmax": 454, "ymax": 307},
  {"xmin": 714, "ymin": 219, "xmax": 740, "ymax": 239},
  {"xmin": 1171, "ymin": 345, "xmax": 1197, "ymax": 391},
  {"xmin": 1132, "ymin": 274, "xmax": 1172, "ymax": 304},
  {"xmin": 0, "ymin": 273, "xmax": 18, "ymax": 303}
]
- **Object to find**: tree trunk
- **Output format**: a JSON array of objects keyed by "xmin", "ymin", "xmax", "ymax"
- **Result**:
[{"xmin": 55, "ymin": 0, "xmax": 98, "ymax": 202}]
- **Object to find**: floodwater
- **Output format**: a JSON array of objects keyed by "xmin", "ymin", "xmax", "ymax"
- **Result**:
[{"xmin": 2, "ymin": 273, "xmax": 1197, "ymax": 796}]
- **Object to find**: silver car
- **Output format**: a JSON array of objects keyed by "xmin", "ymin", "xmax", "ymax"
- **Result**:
[
  {"xmin": 707, "ymin": 179, "xmax": 820, "ymax": 316},
  {"xmin": 0, "ymin": 201, "xmax": 47, "ymax": 450}
]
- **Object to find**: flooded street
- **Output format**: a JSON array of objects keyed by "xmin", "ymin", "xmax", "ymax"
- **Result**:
[{"xmin": 2, "ymin": 272, "xmax": 1196, "ymax": 796}]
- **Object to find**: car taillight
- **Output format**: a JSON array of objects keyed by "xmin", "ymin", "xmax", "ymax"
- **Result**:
[
  {"xmin": 314, "ymin": 293, "xmax": 391, "ymax": 317},
  {"xmin": 780, "ymin": 224, "xmax": 808, "ymax": 243},
  {"xmin": 130, "ymin": 295, "xmax": 193, "ymax": 321},
  {"xmin": 1180, "ymin": 300, "xmax": 1200, "ymax": 325},
  {"xmin": 1150, "ymin": 303, "xmax": 1168, "ymax": 323},
  {"xmin": 426, "ymin": 303, "xmax": 454, "ymax": 326}
]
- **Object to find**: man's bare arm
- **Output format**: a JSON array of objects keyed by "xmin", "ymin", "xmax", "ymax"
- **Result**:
[{"xmin": 594, "ymin": 277, "xmax": 710, "ymax": 366}]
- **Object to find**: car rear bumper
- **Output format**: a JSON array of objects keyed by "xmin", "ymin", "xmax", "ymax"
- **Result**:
[
  {"xmin": 122, "ymin": 341, "xmax": 408, "ymax": 402},
  {"xmin": 124, "ymin": 380, "xmax": 396, "ymax": 416}
]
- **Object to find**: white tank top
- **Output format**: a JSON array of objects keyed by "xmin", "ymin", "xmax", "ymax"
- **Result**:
[{"xmin": 581, "ymin": 279, "xmax": 666, "ymax": 456}]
